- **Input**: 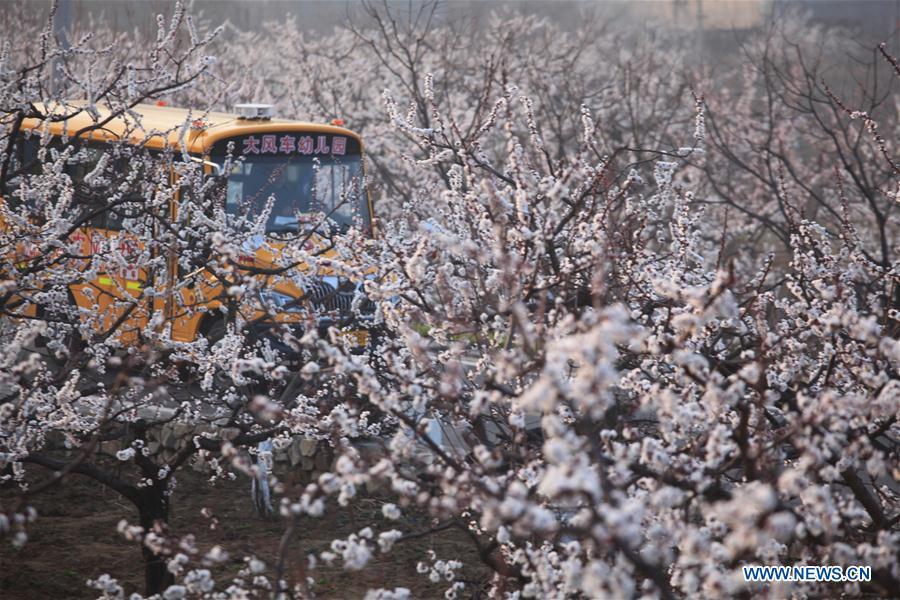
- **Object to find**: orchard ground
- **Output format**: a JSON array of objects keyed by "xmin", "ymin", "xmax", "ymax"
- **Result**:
[{"xmin": 0, "ymin": 466, "xmax": 491, "ymax": 599}]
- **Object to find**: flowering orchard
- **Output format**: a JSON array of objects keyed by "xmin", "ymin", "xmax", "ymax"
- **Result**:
[{"xmin": 1, "ymin": 2, "xmax": 898, "ymax": 599}]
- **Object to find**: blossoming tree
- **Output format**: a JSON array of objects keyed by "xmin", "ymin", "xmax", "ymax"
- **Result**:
[{"xmin": 1, "ymin": 1, "xmax": 898, "ymax": 599}]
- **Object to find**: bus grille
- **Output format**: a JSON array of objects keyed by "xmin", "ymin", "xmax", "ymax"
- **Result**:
[{"xmin": 304, "ymin": 279, "xmax": 367, "ymax": 315}]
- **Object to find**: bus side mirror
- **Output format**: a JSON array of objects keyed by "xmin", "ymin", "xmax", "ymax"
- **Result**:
[{"xmin": 188, "ymin": 156, "xmax": 224, "ymax": 177}]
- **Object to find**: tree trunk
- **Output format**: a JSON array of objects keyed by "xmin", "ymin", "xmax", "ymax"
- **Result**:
[{"xmin": 137, "ymin": 486, "xmax": 173, "ymax": 595}]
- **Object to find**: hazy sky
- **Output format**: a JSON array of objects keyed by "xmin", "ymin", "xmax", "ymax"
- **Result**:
[
  {"xmin": 24, "ymin": 0, "xmax": 900, "ymax": 40},
  {"xmin": 9, "ymin": 0, "xmax": 897, "ymax": 70}
]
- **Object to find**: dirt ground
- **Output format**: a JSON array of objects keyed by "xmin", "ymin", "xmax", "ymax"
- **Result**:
[{"xmin": 1, "ymin": 467, "xmax": 491, "ymax": 599}]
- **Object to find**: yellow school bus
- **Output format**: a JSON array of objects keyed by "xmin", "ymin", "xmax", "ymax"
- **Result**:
[{"xmin": 2, "ymin": 101, "xmax": 374, "ymax": 355}]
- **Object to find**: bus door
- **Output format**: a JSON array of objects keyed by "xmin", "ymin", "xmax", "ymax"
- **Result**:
[
  {"xmin": 166, "ymin": 158, "xmax": 227, "ymax": 343},
  {"xmin": 65, "ymin": 143, "xmax": 151, "ymax": 346}
]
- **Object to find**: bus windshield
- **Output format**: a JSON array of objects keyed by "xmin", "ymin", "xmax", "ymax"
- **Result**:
[{"xmin": 211, "ymin": 133, "xmax": 368, "ymax": 235}]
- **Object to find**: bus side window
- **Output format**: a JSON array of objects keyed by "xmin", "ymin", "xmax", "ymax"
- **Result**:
[
  {"xmin": 66, "ymin": 144, "xmax": 108, "ymax": 228},
  {"xmin": 106, "ymin": 149, "xmax": 163, "ymax": 231},
  {"xmin": 2, "ymin": 136, "xmax": 41, "ymax": 201}
]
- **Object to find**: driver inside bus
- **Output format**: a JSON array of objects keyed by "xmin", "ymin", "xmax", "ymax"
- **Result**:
[
  {"xmin": 270, "ymin": 163, "xmax": 314, "ymax": 229},
  {"xmin": 271, "ymin": 199, "xmax": 297, "ymax": 228}
]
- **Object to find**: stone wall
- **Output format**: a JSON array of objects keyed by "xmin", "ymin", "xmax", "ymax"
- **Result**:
[{"xmin": 92, "ymin": 424, "xmax": 336, "ymax": 485}]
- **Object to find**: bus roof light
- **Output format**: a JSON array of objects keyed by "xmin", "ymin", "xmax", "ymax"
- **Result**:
[{"xmin": 235, "ymin": 103, "xmax": 275, "ymax": 120}]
